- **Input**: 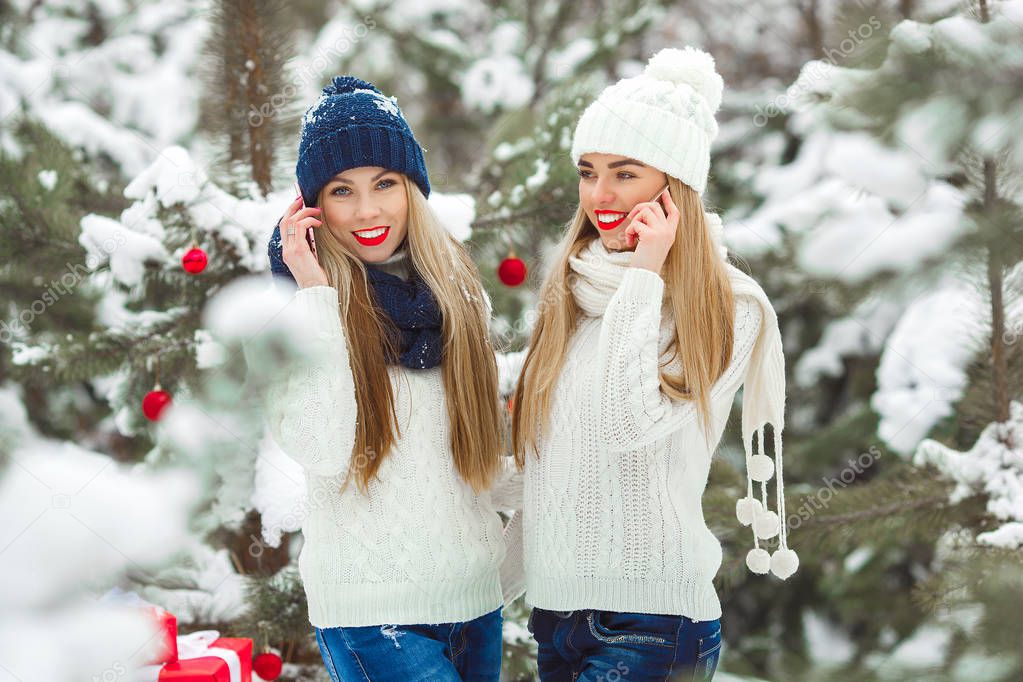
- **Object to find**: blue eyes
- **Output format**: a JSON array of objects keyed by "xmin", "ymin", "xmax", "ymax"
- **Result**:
[
  {"xmin": 576, "ymin": 169, "xmax": 636, "ymax": 180},
  {"xmin": 330, "ymin": 179, "xmax": 397, "ymax": 196}
]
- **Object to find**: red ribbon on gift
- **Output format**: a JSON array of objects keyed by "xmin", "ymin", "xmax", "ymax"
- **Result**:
[
  {"xmin": 145, "ymin": 606, "xmax": 178, "ymax": 665},
  {"xmin": 137, "ymin": 631, "xmax": 252, "ymax": 682}
]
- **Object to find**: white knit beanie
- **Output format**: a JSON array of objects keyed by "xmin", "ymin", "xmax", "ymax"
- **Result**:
[{"xmin": 570, "ymin": 46, "xmax": 724, "ymax": 195}]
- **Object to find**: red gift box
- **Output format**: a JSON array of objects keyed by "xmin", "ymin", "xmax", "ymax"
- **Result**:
[
  {"xmin": 146, "ymin": 636, "xmax": 252, "ymax": 682},
  {"xmin": 155, "ymin": 657, "xmax": 230, "ymax": 682},
  {"xmin": 144, "ymin": 606, "xmax": 178, "ymax": 665},
  {"xmin": 208, "ymin": 638, "xmax": 252, "ymax": 682}
]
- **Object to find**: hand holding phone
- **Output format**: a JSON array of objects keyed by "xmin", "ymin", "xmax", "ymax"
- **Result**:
[
  {"xmin": 281, "ymin": 185, "xmax": 328, "ymax": 288},
  {"xmin": 294, "ymin": 182, "xmax": 318, "ymax": 258},
  {"xmin": 623, "ymin": 183, "xmax": 680, "ymax": 273},
  {"xmin": 621, "ymin": 183, "xmax": 668, "ymax": 249}
]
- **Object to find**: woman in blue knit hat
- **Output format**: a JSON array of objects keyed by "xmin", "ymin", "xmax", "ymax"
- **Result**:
[{"xmin": 264, "ymin": 76, "xmax": 521, "ymax": 681}]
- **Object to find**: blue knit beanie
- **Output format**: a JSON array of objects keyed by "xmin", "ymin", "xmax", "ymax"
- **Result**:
[{"xmin": 296, "ymin": 75, "xmax": 430, "ymax": 206}]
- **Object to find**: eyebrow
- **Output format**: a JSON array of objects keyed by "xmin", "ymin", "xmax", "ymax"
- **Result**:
[
  {"xmin": 609, "ymin": 158, "xmax": 646, "ymax": 168},
  {"xmin": 576, "ymin": 158, "xmax": 647, "ymax": 169},
  {"xmin": 330, "ymin": 169, "xmax": 393, "ymax": 183}
]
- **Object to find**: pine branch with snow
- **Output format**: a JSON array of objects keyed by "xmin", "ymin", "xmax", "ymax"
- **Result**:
[{"xmin": 916, "ymin": 400, "xmax": 1023, "ymax": 549}]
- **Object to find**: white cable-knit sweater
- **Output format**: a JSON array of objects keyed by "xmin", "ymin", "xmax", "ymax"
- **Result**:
[
  {"xmin": 504, "ymin": 238, "xmax": 784, "ymax": 621},
  {"xmin": 263, "ymin": 254, "xmax": 521, "ymax": 628}
]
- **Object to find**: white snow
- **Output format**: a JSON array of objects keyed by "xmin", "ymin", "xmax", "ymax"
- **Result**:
[
  {"xmin": 872, "ymin": 623, "xmax": 951, "ymax": 670},
  {"xmin": 428, "ymin": 191, "xmax": 476, "ymax": 243},
  {"xmin": 495, "ymin": 349, "xmax": 528, "ymax": 397},
  {"xmin": 193, "ymin": 329, "xmax": 227, "ymax": 370},
  {"xmin": 796, "ymin": 294, "xmax": 904, "ymax": 385},
  {"xmin": 823, "ymin": 132, "xmax": 929, "ymax": 209},
  {"xmin": 548, "ymin": 38, "xmax": 596, "ymax": 80},
  {"xmin": 493, "ymin": 138, "xmax": 533, "ymax": 163},
  {"xmin": 524, "ymin": 158, "xmax": 550, "ymax": 191},
  {"xmin": 461, "ymin": 55, "xmax": 534, "ymax": 114},
  {"xmin": 201, "ymin": 276, "xmax": 298, "ymax": 343},
  {"xmin": 916, "ymin": 400, "xmax": 1023, "ymax": 548},
  {"xmin": 0, "ymin": 603, "xmax": 163, "ymax": 682},
  {"xmin": 932, "ymin": 16, "xmax": 994, "ymax": 64},
  {"xmin": 135, "ymin": 544, "xmax": 249, "ymax": 625},
  {"xmin": 0, "ymin": 440, "xmax": 198, "ymax": 609},
  {"xmin": 89, "ymin": 146, "xmax": 297, "ymax": 284},
  {"xmin": 10, "ymin": 343, "xmax": 51, "ymax": 366},
  {"xmin": 0, "ymin": 0, "xmax": 203, "ymax": 179},
  {"xmin": 0, "ymin": 397, "xmax": 198, "ymax": 682},
  {"xmin": 803, "ymin": 611, "xmax": 856, "ymax": 666},
  {"xmin": 843, "ymin": 546, "xmax": 874, "ymax": 573},
  {"xmin": 796, "ymin": 181, "xmax": 966, "ymax": 284},
  {"xmin": 37, "ymin": 169, "xmax": 58, "ymax": 191},
  {"xmin": 0, "ymin": 382, "xmax": 34, "ymax": 449},
  {"xmin": 38, "ymin": 101, "xmax": 156, "ymax": 177},
  {"xmin": 872, "ymin": 283, "xmax": 986, "ymax": 455},
  {"xmin": 976, "ymin": 522, "xmax": 1023, "ymax": 548},
  {"xmin": 79, "ymin": 213, "xmax": 170, "ymax": 288},
  {"xmin": 890, "ymin": 20, "xmax": 933, "ymax": 54},
  {"xmin": 251, "ymin": 434, "xmax": 307, "ymax": 549},
  {"xmin": 123, "ymin": 145, "xmax": 204, "ymax": 206}
]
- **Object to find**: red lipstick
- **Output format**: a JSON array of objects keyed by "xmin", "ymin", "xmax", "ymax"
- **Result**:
[
  {"xmin": 594, "ymin": 209, "xmax": 627, "ymax": 230},
  {"xmin": 352, "ymin": 225, "xmax": 390, "ymax": 246}
]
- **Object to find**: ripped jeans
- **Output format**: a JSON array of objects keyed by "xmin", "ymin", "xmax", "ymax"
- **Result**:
[
  {"xmin": 528, "ymin": 608, "xmax": 722, "ymax": 681},
  {"xmin": 314, "ymin": 607, "xmax": 503, "ymax": 681}
]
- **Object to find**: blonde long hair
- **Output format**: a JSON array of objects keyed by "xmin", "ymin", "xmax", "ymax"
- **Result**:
[
  {"xmin": 314, "ymin": 176, "xmax": 503, "ymax": 494},
  {"xmin": 511, "ymin": 176, "xmax": 735, "ymax": 465}
]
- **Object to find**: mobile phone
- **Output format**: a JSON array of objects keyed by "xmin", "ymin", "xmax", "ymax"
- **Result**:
[
  {"xmin": 294, "ymin": 181, "xmax": 318, "ymax": 257},
  {"xmin": 624, "ymin": 183, "xmax": 670, "ymax": 247},
  {"xmin": 648, "ymin": 183, "xmax": 669, "ymax": 204}
]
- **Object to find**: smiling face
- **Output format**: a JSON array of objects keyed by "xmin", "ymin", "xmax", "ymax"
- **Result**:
[
  {"xmin": 577, "ymin": 153, "xmax": 668, "ymax": 251},
  {"xmin": 318, "ymin": 166, "xmax": 409, "ymax": 263}
]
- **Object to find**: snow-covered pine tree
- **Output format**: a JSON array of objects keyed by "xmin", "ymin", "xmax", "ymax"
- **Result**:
[
  {"xmin": 743, "ymin": 0, "xmax": 1023, "ymax": 677},
  {"xmin": 1, "ymin": 0, "xmax": 325, "ymax": 670},
  {"xmin": 0, "ymin": 117, "xmax": 132, "ymax": 444},
  {"xmin": 198, "ymin": 0, "xmax": 298, "ymax": 198},
  {"xmin": 0, "ymin": 121, "xmax": 204, "ymax": 677}
]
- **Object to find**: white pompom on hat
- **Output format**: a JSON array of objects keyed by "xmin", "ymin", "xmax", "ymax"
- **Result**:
[
  {"xmin": 571, "ymin": 46, "xmax": 725, "ymax": 195},
  {"xmin": 645, "ymin": 47, "xmax": 724, "ymax": 112}
]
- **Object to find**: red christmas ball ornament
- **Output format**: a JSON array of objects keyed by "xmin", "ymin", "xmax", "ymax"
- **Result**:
[
  {"xmin": 498, "ymin": 252, "xmax": 527, "ymax": 287},
  {"xmin": 253, "ymin": 651, "xmax": 283, "ymax": 681},
  {"xmin": 142, "ymin": 387, "xmax": 172, "ymax": 421},
  {"xmin": 182, "ymin": 246, "xmax": 208, "ymax": 274}
]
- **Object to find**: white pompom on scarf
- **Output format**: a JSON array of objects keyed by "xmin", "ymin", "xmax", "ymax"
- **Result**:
[{"xmin": 728, "ymin": 263, "xmax": 799, "ymax": 580}]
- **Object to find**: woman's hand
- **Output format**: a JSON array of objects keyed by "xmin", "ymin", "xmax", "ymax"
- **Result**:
[
  {"xmin": 280, "ymin": 195, "xmax": 329, "ymax": 289},
  {"xmin": 622, "ymin": 189, "xmax": 680, "ymax": 274}
]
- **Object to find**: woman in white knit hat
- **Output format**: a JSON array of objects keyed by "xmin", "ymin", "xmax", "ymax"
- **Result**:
[{"xmin": 506, "ymin": 46, "xmax": 797, "ymax": 680}]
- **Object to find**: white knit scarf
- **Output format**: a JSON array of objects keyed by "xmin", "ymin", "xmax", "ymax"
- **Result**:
[{"xmin": 566, "ymin": 218, "xmax": 798, "ymax": 579}]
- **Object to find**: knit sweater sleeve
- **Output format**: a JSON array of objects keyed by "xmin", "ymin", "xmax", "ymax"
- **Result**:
[
  {"xmin": 489, "ymin": 455, "xmax": 524, "ymax": 513},
  {"xmin": 499, "ymin": 509, "xmax": 526, "ymax": 605},
  {"xmin": 597, "ymin": 267, "xmax": 763, "ymax": 452},
  {"xmin": 265, "ymin": 285, "xmax": 358, "ymax": 478}
]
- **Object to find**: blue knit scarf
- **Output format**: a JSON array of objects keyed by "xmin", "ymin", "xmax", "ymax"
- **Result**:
[{"xmin": 268, "ymin": 222, "xmax": 443, "ymax": 370}]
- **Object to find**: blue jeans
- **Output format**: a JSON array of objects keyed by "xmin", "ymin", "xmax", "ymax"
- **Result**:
[
  {"xmin": 528, "ymin": 607, "xmax": 722, "ymax": 681},
  {"xmin": 314, "ymin": 607, "xmax": 503, "ymax": 681}
]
